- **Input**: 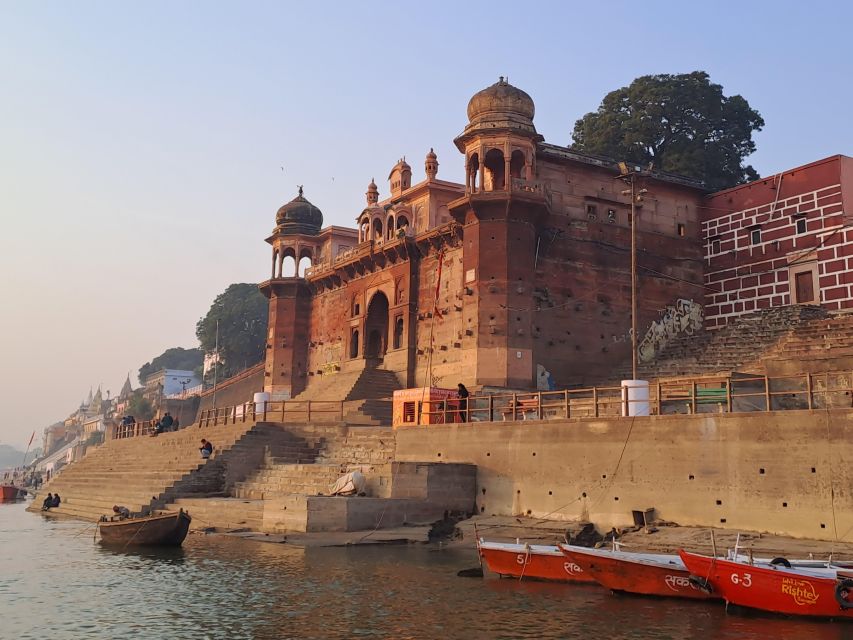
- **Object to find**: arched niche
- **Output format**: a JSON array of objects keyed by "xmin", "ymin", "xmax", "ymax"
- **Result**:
[
  {"xmin": 281, "ymin": 247, "xmax": 297, "ymax": 278},
  {"xmin": 364, "ymin": 291, "xmax": 390, "ymax": 359},
  {"xmin": 372, "ymin": 217, "xmax": 384, "ymax": 243},
  {"xmin": 349, "ymin": 329, "xmax": 359, "ymax": 358},
  {"xmin": 510, "ymin": 150, "xmax": 526, "ymax": 180},
  {"xmin": 467, "ymin": 153, "xmax": 480, "ymax": 191},
  {"xmin": 484, "ymin": 148, "xmax": 505, "ymax": 191},
  {"xmin": 359, "ymin": 217, "xmax": 370, "ymax": 243}
]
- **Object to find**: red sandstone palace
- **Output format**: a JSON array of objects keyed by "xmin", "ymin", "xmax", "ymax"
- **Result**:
[{"xmin": 258, "ymin": 79, "xmax": 852, "ymax": 400}]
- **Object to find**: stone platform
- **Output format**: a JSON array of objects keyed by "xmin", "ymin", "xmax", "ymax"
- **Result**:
[{"xmin": 29, "ymin": 420, "xmax": 476, "ymax": 537}]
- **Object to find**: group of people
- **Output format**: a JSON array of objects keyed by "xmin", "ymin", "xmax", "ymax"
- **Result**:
[
  {"xmin": 3, "ymin": 468, "xmax": 43, "ymax": 489},
  {"xmin": 151, "ymin": 412, "xmax": 179, "ymax": 436},
  {"xmin": 41, "ymin": 492, "xmax": 61, "ymax": 510}
]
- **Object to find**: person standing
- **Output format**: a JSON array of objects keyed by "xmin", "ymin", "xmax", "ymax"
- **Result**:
[{"xmin": 457, "ymin": 383, "xmax": 470, "ymax": 423}]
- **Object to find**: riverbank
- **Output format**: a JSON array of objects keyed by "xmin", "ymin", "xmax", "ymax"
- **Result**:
[{"xmin": 4, "ymin": 500, "xmax": 848, "ymax": 639}]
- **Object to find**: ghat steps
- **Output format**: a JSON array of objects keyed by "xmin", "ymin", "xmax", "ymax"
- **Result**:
[
  {"xmin": 28, "ymin": 422, "xmax": 320, "ymax": 522},
  {"xmin": 293, "ymin": 365, "xmax": 402, "ymax": 402},
  {"xmin": 232, "ymin": 427, "xmax": 395, "ymax": 501},
  {"xmin": 626, "ymin": 305, "xmax": 834, "ymax": 380}
]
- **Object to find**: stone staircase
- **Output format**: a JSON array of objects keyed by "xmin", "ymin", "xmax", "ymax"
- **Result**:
[
  {"xmin": 232, "ymin": 426, "xmax": 395, "ymax": 501},
  {"xmin": 761, "ymin": 312, "xmax": 853, "ymax": 374},
  {"xmin": 28, "ymin": 421, "xmax": 319, "ymax": 523},
  {"xmin": 28, "ymin": 423, "xmax": 253, "ymax": 521},
  {"xmin": 293, "ymin": 365, "xmax": 401, "ymax": 425},
  {"xmin": 626, "ymin": 305, "xmax": 829, "ymax": 380}
]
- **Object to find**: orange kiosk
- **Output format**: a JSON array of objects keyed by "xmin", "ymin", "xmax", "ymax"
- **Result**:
[{"xmin": 392, "ymin": 387, "xmax": 461, "ymax": 428}]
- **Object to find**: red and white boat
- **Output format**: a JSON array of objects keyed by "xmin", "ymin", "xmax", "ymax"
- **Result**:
[
  {"xmin": 477, "ymin": 540, "xmax": 596, "ymax": 583},
  {"xmin": 680, "ymin": 549, "xmax": 853, "ymax": 619},
  {"xmin": 559, "ymin": 543, "xmax": 716, "ymax": 599}
]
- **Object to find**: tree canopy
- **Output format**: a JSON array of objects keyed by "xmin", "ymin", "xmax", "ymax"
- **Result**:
[
  {"xmin": 571, "ymin": 71, "xmax": 764, "ymax": 192},
  {"xmin": 126, "ymin": 391, "xmax": 155, "ymax": 421},
  {"xmin": 196, "ymin": 283, "xmax": 268, "ymax": 379},
  {"xmin": 138, "ymin": 347, "xmax": 204, "ymax": 385}
]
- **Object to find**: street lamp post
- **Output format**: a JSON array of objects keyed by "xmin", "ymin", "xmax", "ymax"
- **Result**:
[{"xmin": 617, "ymin": 162, "xmax": 649, "ymax": 381}]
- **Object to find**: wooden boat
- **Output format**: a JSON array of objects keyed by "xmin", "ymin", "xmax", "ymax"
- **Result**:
[
  {"xmin": 559, "ymin": 543, "xmax": 717, "ymax": 599},
  {"xmin": 477, "ymin": 539, "xmax": 596, "ymax": 583},
  {"xmin": 680, "ymin": 550, "xmax": 853, "ymax": 619},
  {"xmin": 1, "ymin": 485, "xmax": 22, "ymax": 502},
  {"xmin": 98, "ymin": 510, "xmax": 191, "ymax": 547}
]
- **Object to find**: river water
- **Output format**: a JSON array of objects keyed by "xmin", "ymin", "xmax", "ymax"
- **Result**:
[{"xmin": 1, "ymin": 501, "xmax": 850, "ymax": 640}]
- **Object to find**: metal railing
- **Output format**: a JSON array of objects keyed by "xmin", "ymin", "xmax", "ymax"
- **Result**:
[
  {"xmin": 111, "ymin": 370, "xmax": 853, "ymax": 437},
  {"xmin": 113, "ymin": 420, "xmax": 159, "ymax": 439},
  {"xmin": 420, "ymin": 371, "xmax": 853, "ymax": 424}
]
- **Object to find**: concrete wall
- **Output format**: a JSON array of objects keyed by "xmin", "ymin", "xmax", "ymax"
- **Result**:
[{"xmin": 394, "ymin": 409, "xmax": 853, "ymax": 541}]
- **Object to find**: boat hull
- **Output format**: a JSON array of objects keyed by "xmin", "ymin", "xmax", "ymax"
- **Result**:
[
  {"xmin": 1, "ymin": 485, "xmax": 22, "ymax": 502},
  {"xmin": 680, "ymin": 550, "xmax": 853, "ymax": 619},
  {"xmin": 478, "ymin": 541, "xmax": 595, "ymax": 583},
  {"xmin": 560, "ymin": 544, "xmax": 716, "ymax": 600},
  {"xmin": 99, "ymin": 511, "xmax": 191, "ymax": 547}
]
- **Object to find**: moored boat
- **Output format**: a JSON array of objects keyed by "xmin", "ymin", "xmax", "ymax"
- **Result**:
[
  {"xmin": 680, "ymin": 549, "xmax": 853, "ymax": 619},
  {"xmin": 1, "ymin": 485, "xmax": 22, "ymax": 502},
  {"xmin": 478, "ymin": 540, "xmax": 595, "ymax": 583},
  {"xmin": 98, "ymin": 510, "xmax": 191, "ymax": 547},
  {"xmin": 559, "ymin": 543, "xmax": 717, "ymax": 599}
]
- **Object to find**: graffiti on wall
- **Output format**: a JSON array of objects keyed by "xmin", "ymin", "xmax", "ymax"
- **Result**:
[{"xmin": 638, "ymin": 299, "xmax": 704, "ymax": 363}]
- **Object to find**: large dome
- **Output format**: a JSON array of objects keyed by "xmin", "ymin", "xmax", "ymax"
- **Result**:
[
  {"xmin": 275, "ymin": 187, "xmax": 323, "ymax": 235},
  {"xmin": 467, "ymin": 77, "xmax": 535, "ymax": 124}
]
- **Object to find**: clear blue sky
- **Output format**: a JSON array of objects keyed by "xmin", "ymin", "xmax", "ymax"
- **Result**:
[{"xmin": 1, "ymin": 1, "xmax": 851, "ymax": 449}]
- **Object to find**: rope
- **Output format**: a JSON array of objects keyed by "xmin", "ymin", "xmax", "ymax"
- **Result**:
[{"xmin": 518, "ymin": 543, "xmax": 531, "ymax": 582}]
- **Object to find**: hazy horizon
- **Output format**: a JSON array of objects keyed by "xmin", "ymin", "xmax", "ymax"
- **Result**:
[{"xmin": 2, "ymin": 1, "xmax": 852, "ymax": 449}]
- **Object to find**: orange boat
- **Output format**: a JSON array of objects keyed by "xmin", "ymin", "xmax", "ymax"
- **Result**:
[
  {"xmin": 477, "ymin": 540, "xmax": 596, "ymax": 583},
  {"xmin": 559, "ymin": 543, "xmax": 717, "ymax": 600},
  {"xmin": 680, "ymin": 550, "xmax": 853, "ymax": 619},
  {"xmin": 1, "ymin": 485, "xmax": 22, "ymax": 502}
]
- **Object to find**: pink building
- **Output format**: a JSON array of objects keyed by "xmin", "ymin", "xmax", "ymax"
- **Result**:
[{"xmin": 702, "ymin": 155, "xmax": 853, "ymax": 328}]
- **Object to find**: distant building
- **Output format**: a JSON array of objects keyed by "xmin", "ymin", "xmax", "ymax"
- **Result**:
[
  {"xmin": 144, "ymin": 369, "xmax": 201, "ymax": 400},
  {"xmin": 702, "ymin": 155, "xmax": 853, "ymax": 328}
]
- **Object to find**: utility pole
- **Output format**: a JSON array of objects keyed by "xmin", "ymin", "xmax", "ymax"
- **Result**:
[
  {"xmin": 212, "ymin": 319, "xmax": 219, "ymax": 410},
  {"xmin": 617, "ymin": 162, "xmax": 649, "ymax": 381}
]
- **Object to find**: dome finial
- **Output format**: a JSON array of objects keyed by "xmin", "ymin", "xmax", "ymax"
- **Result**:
[{"xmin": 297, "ymin": 185, "xmax": 303, "ymax": 197}]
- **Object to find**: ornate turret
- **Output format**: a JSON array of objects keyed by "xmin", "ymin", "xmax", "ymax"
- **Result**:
[
  {"xmin": 366, "ymin": 178, "xmax": 379, "ymax": 205},
  {"xmin": 275, "ymin": 186, "xmax": 323, "ymax": 236},
  {"xmin": 388, "ymin": 158, "xmax": 412, "ymax": 198},
  {"xmin": 425, "ymin": 148, "xmax": 438, "ymax": 181},
  {"xmin": 455, "ymin": 77, "xmax": 541, "ymax": 151}
]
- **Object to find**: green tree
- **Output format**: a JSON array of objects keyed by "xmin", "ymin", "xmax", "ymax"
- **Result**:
[
  {"xmin": 571, "ymin": 71, "xmax": 764, "ymax": 191},
  {"xmin": 196, "ymin": 283, "xmax": 268, "ymax": 378},
  {"xmin": 138, "ymin": 347, "xmax": 204, "ymax": 385},
  {"xmin": 126, "ymin": 391, "xmax": 154, "ymax": 421}
]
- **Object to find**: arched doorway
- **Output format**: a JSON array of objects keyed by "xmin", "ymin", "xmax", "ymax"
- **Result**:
[{"xmin": 364, "ymin": 291, "xmax": 389, "ymax": 360}]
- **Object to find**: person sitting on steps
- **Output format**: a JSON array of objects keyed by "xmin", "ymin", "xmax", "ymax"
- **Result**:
[
  {"xmin": 199, "ymin": 439, "xmax": 213, "ymax": 459},
  {"xmin": 41, "ymin": 493, "xmax": 54, "ymax": 511}
]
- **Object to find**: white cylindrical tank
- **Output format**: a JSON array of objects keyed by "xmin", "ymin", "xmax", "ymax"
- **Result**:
[
  {"xmin": 621, "ymin": 380, "xmax": 650, "ymax": 417},
  {"xmin": 254, "ymin": 392, "xmax": 271, "ymax": 414}
]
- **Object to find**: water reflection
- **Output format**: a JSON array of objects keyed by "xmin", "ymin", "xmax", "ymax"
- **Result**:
[{"xmin": 1, "ymin": 502, "xmax": 851, "ymax": 639}]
